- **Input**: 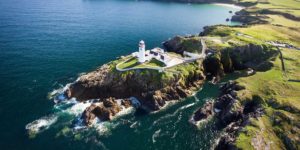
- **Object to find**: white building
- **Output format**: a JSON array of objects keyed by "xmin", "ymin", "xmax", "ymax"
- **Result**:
[
  {"xmin": 138, "ymin": 40, "xmax": 146, "ymax": 63},
  {"xmin": 131, "ymin": 40, "xmax": 185, "ymax": 67}
]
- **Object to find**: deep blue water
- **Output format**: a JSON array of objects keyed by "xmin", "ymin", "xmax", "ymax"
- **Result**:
[{"xmin": 0, "ymin": 0, "xmax": 241, "ymax": 149}]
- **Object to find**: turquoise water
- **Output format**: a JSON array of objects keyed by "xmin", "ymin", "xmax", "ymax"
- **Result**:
[{"xmin": 0, "ymin": 0, "xmax": 241, "ymax": 149}]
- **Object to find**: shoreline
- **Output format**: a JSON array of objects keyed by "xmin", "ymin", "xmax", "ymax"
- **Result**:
[
  {"xmin": 25, "ymin": 0, "xmax": 300, "ymax": 149},
  {"xmin": 212, "ymin": 3, "xmax": 244, "ymax": 9}
]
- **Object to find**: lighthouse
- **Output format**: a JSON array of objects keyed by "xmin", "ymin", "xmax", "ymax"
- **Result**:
[{"xmin": 138, "ymin": 40, "xmax": 146, "ymax": 63}]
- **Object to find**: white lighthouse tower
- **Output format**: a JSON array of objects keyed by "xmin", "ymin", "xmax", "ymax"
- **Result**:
[{"xmin": 138, "ymin": 40, "xmax": 146, "ymax": 63}]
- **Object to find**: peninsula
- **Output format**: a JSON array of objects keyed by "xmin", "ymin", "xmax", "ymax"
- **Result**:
[{"xmin": 63, "ymin": 0, "xmax": 300, "ymax": 149}]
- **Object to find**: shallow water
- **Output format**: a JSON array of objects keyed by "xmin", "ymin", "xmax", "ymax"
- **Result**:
[{"xmin": 0, "ymin": 0, "xmax": 241, "ymax": 149}]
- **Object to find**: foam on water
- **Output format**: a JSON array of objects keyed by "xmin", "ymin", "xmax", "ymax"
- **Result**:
[
  {"xmin": 25, "ymin": 115, "xmax": 58, "ymax": 136},
  {"xmin": 152, "ymin": 129, "xmax": 161, "ymax": 143},
  {"xmin": 64, "ymin": 100, "xmax": 94, "ymax": 116},
  {"xmin": 152, "ymin": 102, "xmax": 195, "ymax": 128},
  {"xmin": 130, "ymin": 121, "xmax": 139, "ymax": 128},
  {"xmin": 114, "ymin": 106, "xmax": 135, "ymax": 118},
  {"xmin": 152, "ymin": 111, "xmax": 176, "ymax": 127},
  {"xmin": 194, "ymin": 95, "xmax": 200, "ymax": 102},
  {"xmin": 171, "ymin": 130, "xmax": 178, "ymax": 139},
  {"xmin": 51, "ymin": 83, "xmax": 70, "ymax": 95},
  {"xmin": 48, "ymin": 88, "xmax": 64, "ymax": 100},
  {"xmin": 151, "ymin": 101, "xmax": 177, "ymax": 114},
  {"xmin": 93, "ymin": 119, "xmax": 113, "ymax": 136},
  {"xmin": 179, "ymin": 102, "xmax": 195, "ymax": 110},
  {"xmin": 174, "ymin": 112, "xmax": 182, "ymax": 126}
]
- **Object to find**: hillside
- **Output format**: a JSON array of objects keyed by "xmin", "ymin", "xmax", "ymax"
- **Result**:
[{"xmin": 184, "ymin": 0, "xmax": 300, "ymax": 149}]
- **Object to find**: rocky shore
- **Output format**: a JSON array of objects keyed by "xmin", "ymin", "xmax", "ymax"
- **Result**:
[
  {"xmin": 81, "ymin": 98, "xmax": 133, "ymax": 126},
  {"xmin": 64, "ymin": 43, "xmax": 206, "ymax": 125},
  {"xmin": 191, "ymin": 81, "xmax": 264, "ymax": 149},
  {"xmin": 66, "ymin": 59, "xmax": 205, "ymax": 111}
]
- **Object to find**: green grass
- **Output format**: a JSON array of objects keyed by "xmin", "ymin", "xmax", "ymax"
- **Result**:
[
  {"xmin": 181, "ymin": 37, "xmax": 202, "ymax": 53},
  {"xmin": 256, "ymin": 0, "xmax": 300, "ymax": 17},
  {"xmin": 118, "ymin": 57, "xmax": 166, "ymax": 69},
  {"xmin": 236, "ymin": 0, "xmax": 300, "ymax": 17},
  {"xmin": 195, "ymin": 0, "xmax": 300, "ymax": 148},
  {"xmin": 266, "ymin": 15, "xmax": 300, "ymax": 28},
  {"xmin": 146, "ymin": 59, "xmax": 166, "ymax": 67},
  {"xmin": 201, "ymin": 24, "xmax": 300, "ymax": 47},
  {"xmin": 234, "ymin": 48, "xmax": 300, "ymax": 149},
  {"xmin": 117, "ymin": 57, "xmax": 138, "ymax": 69},
  {"xmin": 232, "ymin": 25, "xmax": 300, "ymax": 47}
]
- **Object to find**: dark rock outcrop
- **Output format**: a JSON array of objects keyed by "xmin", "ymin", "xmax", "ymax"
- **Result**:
[
  {"xmin": 191, "ymin": 80, "xmax": 263, "ymax": 149},
  {"xmin": 121, "ymin": 99, "xmax": 132, "ymax": 108},
  {"xmin": 163, "ymin": 36, "xmax": 203, "ymax": 54},
  {"xmin": 193, "ymin": 101, "xmax": 214, "ymax": 121},
  {"xmin": 203, "ymin": 53, "xmax": 225, "ymax": 79},
  {"xmin": 203, "ymin": 42, "xmax": 278, "ymax": 78},
  {"xmin": 163, "ymin": 36, "xmax": 185, "ymax": 54},
  {"xmin": 81, "ymin": 97, "xmax": 125, "ymax": 126},
  {"xmin": 81, "ymin": 104, "xmax": 98, "ymax": 126},
  {"xmin": 191, "ymin": 81, "xmax": 244, "ymax": 124},
  {"xmin": 214, "ymin": 82, "xmax": 263, "ymax": 149},
  {"xmin": 231, "ymin": 14, "xmax": 268, "ymax": 25}
]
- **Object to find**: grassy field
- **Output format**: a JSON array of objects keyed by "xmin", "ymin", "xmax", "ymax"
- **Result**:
[
  {"xmin": 223, "ymin": 0, "xmax": 300, "ymax": 149},
  {"xmin": 197, "ymin": 0, "xmax": 300, "ymax": 148},
  {"xmin": 256, "ymin": 0, "xmax": 300, "ymax": 17},
  {"xmin": 238, "ymin": 0, "xmax": 300, "ymax": 17},
  {"xmin": 266, "ymin": 15, "xmax": 300, "ymax": 28},
  {"xmin": 117, "ymin": 57, "xmax": 166, "ymax": 69},
  {"xmin": 234, "ymin": 47, "xmax": 300, "ymax": 149}
]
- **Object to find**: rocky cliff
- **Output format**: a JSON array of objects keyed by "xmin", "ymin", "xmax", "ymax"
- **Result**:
[
  {"xmin": 163, "ymin": 34, "xmax": 278, "ymax": 79},
  {"xmin": 192, "ymin": 81, "xmax": 264, "ymax": 149},
  {"xmin": 66, "ymin": 58, "xmax": 205, "ymax": 111}
]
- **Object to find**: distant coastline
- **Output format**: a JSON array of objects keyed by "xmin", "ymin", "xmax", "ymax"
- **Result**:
[{"xmin": 212, "ymin": 3, "xmax": 244, "ymax": 9}]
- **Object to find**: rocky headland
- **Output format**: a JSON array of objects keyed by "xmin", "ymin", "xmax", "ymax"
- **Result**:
[
  {"xmin": 65, "ymin": 47, "xmax": 206, "ymax": 126},
  {"xmin": 63, "ymin": 0, "xmax": 300, "ymax": 149},
  {"xmin": 66, "ymin": 51, "xmax": 205, "ymax": 111}
]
